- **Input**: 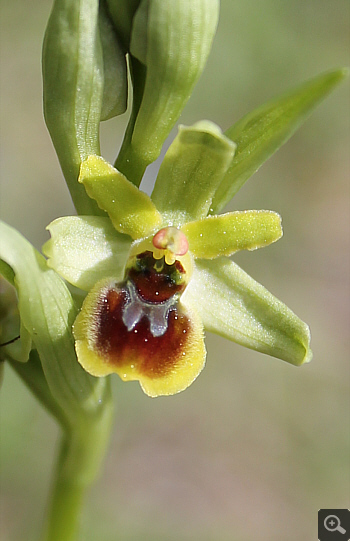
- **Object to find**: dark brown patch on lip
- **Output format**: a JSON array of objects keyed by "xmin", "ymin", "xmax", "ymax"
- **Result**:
[
  {"xmin": 127, "ymin": 251, "xmax": 186, "ymax": 303},
  {"xmin": 95, "ymin": 285, "xmax": 191, "ymax": 378}
]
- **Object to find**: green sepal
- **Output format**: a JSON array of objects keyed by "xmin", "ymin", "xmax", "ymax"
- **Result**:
[
  {"xmin": 183, "ymin": 210, "xmax": 282, "ymax": 259},
  {"xmin": 0, "ymin": 221, "xmax": 109, "ymax": 420},
  {"xmin": 115, "ymin": 0, "xmax": 220, "ymax": 185},
  {"xmin": 185, "ymin": 257, "xmax": 312, "ymax": 366},
  {"xmin": 43, "ymin": 216, "xmax": 131, "ymax": 291},
  {"xmin": 211, "ymin": 68, "xmax": 349, "ymax": 213},
  {"xmin": 42, "ymin": 0, "xmax": 104, "ymax": 215},
  {"xmin": 151, "ymin": 122, "xmax": 236, "ymax": 223},
  {"xmin": 99, "ymin": 0, "xmax": 128, "ymax": 120},
  {"xmin": 79, "ymin": 156, "xmax": 162, "ymax": 238}
]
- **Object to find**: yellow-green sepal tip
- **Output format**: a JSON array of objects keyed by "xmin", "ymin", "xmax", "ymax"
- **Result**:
[{"xmin": 79, "ymin": 156, "xmax": 162, "ymax": 239}]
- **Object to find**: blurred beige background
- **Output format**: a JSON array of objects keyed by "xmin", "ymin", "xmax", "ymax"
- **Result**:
[{"xmin": 1, "ymin": 1, "xmax": 349, "ymax": 540}]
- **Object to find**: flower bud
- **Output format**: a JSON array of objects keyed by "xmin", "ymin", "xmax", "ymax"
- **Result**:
[
  {"xmin": 43, "ymin": 0, "xmax": 127, "ymax": 214},
  {"xmin": 115, "ymin": 0, "xmax": 220, "ymax": 185}
]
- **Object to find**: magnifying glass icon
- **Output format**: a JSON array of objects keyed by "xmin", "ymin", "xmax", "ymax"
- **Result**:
[{"xmin": 324, "ymin": 515, "xmax": 346, "ymax": 534}]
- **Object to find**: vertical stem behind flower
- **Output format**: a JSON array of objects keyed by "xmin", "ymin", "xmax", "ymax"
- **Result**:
[
  {"xmin": 42, "ymin": 382, "xmax": 114, "ymax": 541},
  {"xmin": 43, "ymin": 439, "xmax": 86, "ymax": 541}
]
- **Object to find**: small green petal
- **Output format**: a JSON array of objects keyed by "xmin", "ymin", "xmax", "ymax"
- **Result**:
[
  {"xmin": 0, "ymin": 221, "xmax": 108, "ymax": 419},
  {"xmin": 79, "ymin": 155, "xmax": 162, "ymax": 238},
  {"xmin": 185, "ymin": 257, "xmax": 312, "ymax": 366},
  {"xmin": 211, "ymin": 68, "xmax": 349, "ymax": 213},
  {"xmin": 43, "ymin": 216, "xmax": 132, "ymax": 291},
  {"xmin": 151, "ymin": 122, "xmax": 236, "ymax": 224},
  {"xmin": 183, "ymin": 211, "xmax": 282, "ymax": 259}
]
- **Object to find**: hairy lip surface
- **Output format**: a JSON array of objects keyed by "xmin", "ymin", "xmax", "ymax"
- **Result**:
[{"xmin": 95, "ymin": 285, "xmax": 191, "ymax": 378}]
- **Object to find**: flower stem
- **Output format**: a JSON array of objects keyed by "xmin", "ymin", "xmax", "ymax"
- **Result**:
[
  {"xmin": 7, "ymin": 348, "xmax": 113, "ymax": 541},
  {"xmin": 42, "ymin": 383, "xmax": 114, "ymax": 541},
  {"xmin": 42, "ymin": 435, "xmax": 87, "ymax": 541}
]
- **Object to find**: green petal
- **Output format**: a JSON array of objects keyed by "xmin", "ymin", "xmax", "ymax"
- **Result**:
[
  {"xmin": 151, "ymin": 122, "xmax": 236, "ymax": 224},
  {"xmin": 183, "ymin": 211, "xmax": 282, "ymax": 259},
  {"xmin": 79, "ymin": 155, "xmax": 162, "ymax": 238},
  {"xmin": 185, "ymin": 257, "xmax": 312, "ymax": 366},
  {"xmin": 115, "ymin": 0, "xmax": 220, "ymax": 185},
  {"xmin": 43, "ymin": 216, "xmax": 132, "ymax": 291},
  {"xmin": 42, "ymin": 0, "xmax": 105, "ymax": 215},
  {"xmin": 0, "ymin": 221, "xmax": 109, "ymax": 419},
  {"xmin": 211, "ymin": 68, "xmax": 349, "ymax": 213}
]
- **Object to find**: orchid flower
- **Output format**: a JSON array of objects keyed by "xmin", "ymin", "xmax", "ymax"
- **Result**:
[{"xmin": 43, "ymin": 121, "xmax": 311, "ymax": 397}]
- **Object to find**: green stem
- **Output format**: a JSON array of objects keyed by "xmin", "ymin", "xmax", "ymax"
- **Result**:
[
  {"xmin": 42, "ymin": 381, "xmax": 114, "ymax": 541},
  {"xmin": 42, "ymin": 435, "xmax": 88, "ymax": 541},
  {"xmin": 7, "ymin": 349, "xmax": 113, "ymax": 541}
]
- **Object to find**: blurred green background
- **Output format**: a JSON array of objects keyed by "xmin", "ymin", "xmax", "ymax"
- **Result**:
[{"xmin": 0, "ymin": 1, "xmax": 349, "ymax": 540}]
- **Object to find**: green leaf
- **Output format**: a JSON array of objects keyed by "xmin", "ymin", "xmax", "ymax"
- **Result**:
[
  {"xmin": 43, "ymin": 216, "xmax": 131, "ymax": 291},
  {"xmin": 115, "ymin": 0, "xmax": 220, "ymax": 185},
  {"xmin": 42, "ymin": 0, "xmax": 105, "ymax": 215},
  {"xmin": 79, "ymin": 156, "xmax": 162, "ymax": 238},
  {"xmin": 211, "ymin": 68, "xmax": 349, "ymax": 213},
  {"xmin": 0, "ymin": 221, "xmax": 109, "ymax": 420},
  {"xmin": 183, "ymin": 210, "xmax": 282, "ymax": 259},
  {"xmin": 185, "ymin": 257, "xmax": 312, "ymax": 366},
  {"xmin": 99, "ymin": 0, "xmax": 128, "ymax": 121},
  {"xmin": 151, "ymin": 122, "xmax": 236, "ymax": 223}
]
